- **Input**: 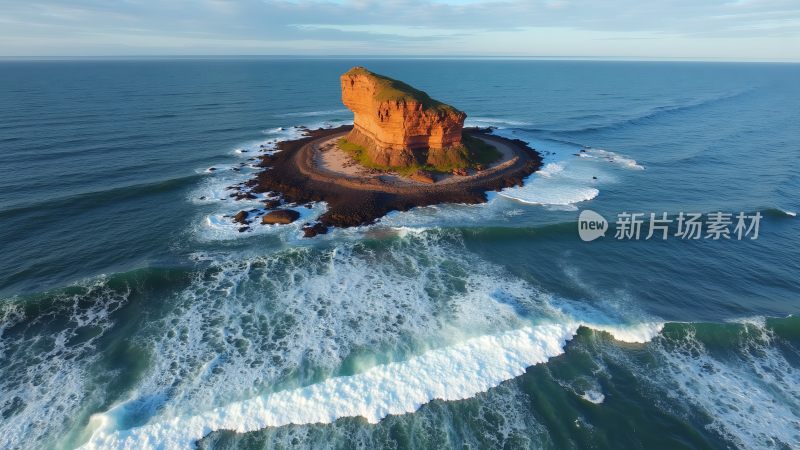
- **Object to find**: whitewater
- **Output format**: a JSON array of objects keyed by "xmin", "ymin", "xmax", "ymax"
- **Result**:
[
  {"xmin": 2, "ymin": 60, "xmax": 799, "ymax": 450},
  {"xmin": 81, "ymin": 322, "xmax": 662, "ymax": 449}
]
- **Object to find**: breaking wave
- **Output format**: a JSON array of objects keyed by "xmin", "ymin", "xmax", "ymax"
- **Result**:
[
  {"xmin": 637, "ymin": 318, "xmax": 800, "ymax": 449},
  {"xmin": 0, "ymin": 278, "xmax": 132, "ymax": 450},
  {"xmin": 82, "ymin": 320, "xmax": 663, "ymax": 450},
  {"xmin": 76, "ymin": 230, "xmax": 666, "ymax": 450},
  {"xmin": 3, "ymin": 228, "xmax": 796, "ymax": 450}
]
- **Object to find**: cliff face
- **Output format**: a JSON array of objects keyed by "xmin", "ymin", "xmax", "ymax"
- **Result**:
[{"xmin": 341, "ymin": 67, "xmax": 467, "ymax": 167}]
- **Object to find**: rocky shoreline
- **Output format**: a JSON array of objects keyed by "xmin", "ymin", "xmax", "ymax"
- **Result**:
[{"xmin": 234, "ymin": 125, "xmax": 542, "ymax": 236}]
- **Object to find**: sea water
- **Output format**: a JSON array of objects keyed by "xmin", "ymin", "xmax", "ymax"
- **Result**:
[{"xmin": 0, "ymin": 59, "xmax": 798, "ymax": 450}]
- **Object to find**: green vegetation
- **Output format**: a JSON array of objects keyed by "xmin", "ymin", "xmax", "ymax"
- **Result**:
[
  {"xmin": 337, "ymin": 138, "xmax": 421, "ymax": 176},
  {"xmin": 424, "ymin": 136, "xmax": 502, "ymax": 172},
  {"xmin": 338, "ymin": 134, "xmax": 503, "ymax": 177},
  {"xmin": 345, "ymin": 67, "xmax": 463, "ymax": 114},
  {"xmin": 462, "ymin": 134, "xmax": 503, "ymax": 166},
  {"xmin": 425, "ymin": 145, "xmax": 472, "ymax": 172}
]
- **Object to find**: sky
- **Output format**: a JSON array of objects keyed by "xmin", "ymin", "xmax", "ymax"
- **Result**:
[{"xmin": 1, "ymin": 0, "xmax": 799, "ymax": 60}]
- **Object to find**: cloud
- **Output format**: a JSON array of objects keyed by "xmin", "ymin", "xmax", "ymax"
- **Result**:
[{"xmin": 0, "ymin": 0, "xmax": 798, "ymax": 58}]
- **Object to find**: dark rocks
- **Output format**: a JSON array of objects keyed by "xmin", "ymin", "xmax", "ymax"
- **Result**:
[
  {"xmin": 262, "ymin": 209, "xmax": 300, "ymax": 225},
  {"xmin": 233, "ymin": 210, "xmax": 249, "ymax": 224},
  {"xmin": 238, "ymin": 226, "xmax": 250, "ymax": 233},
  {"xmin": 263, "ymin": 199, "xmax": 282, "ymax": 209},
  {"xmin": 258, "ymin": 155, "xmax": 275, "ymax": 167},
  {"xmin": 231, "ymin": 191, "xmax": 257, "ymax": 201},
  {"xmin": 303, "ymin": 223, "xmax": 329, "ymax": 238},
  {"xmin": 250, "ymin": 125, "xmax": 543, "ymax": 231}
]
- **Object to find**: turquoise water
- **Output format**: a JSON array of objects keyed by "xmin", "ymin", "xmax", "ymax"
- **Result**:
[{"xmin": 0, "ymin": 59, "xmax": 798, "ymax": 449}]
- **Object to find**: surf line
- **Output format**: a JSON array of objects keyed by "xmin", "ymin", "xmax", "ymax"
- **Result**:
[{"xmin": 81, "ymin": 321, "xmax": 662, "ymax": 450}]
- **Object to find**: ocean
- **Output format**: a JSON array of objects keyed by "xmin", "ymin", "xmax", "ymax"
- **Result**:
[{"xmin": 0, "ymin": 58, "xmax": 798, "ymax": 450}]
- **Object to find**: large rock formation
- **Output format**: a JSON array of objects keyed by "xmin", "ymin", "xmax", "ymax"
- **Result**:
[{"xmin": 341, "ymin": 67, "xmax": 467, "ymax": 167}]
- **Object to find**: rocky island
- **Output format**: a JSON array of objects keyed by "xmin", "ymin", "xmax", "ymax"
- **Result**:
[
  {"xmin": 341, "ymin": 67, "xmax": 468, "ymax": 169},
  {"xmin": 236, "ymin": 67, "xmax": 542, "ymax": 236}
]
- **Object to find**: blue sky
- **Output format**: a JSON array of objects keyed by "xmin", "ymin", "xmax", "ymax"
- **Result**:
[{"xmin": 1, "ymin": 0, "xmax": 799, "ymax": 60}]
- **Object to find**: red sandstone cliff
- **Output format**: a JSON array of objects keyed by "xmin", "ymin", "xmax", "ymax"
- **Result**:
[{"xmin": 341, "ymin": 67, "xmax": 467, "ymax": 167}]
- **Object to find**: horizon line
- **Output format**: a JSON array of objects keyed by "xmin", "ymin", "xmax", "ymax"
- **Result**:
[{"xmin": 0, "ymin": 55, "xmax": 799, "ymax": 64}]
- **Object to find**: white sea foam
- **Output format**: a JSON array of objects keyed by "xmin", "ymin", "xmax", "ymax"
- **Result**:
[
  {"xmin": 579, "ymin": 148, "xmax": 644, "ymax": 170},
  {"xmin": 76, "ymin": 229, "xmax": 669, "ymax": 450},
  {"xmin": 81, "ymin": 323, "xmax": 579, "ymax": 450},
  {"xmin": 536, "ymin": 162, "xmax": 565, "ymax": 178},
  {"xmin": 189, "ymin": 123, "xmax": 342, "ymax": 241},
  {"xmin": 494, "ymin": 139, "xmax": 629, "ymax": 211},
  {"xmin": 378, "ymin": 142, "xmax": 616, "ymax": 223},
  {"xmin": 581, "ymin": 390, "xmax": 605, "ymax": 404},
  {"xmin": 202, "ymin": 116, "xmax": 644, "ymax": 230},
  {"xmin": 261, "ymin": 125, "xmax": 307, "ymax": 141},
  {"xmin": 0, "ymin": 279, "xmax": 130, "ymax": 450},
  {"xmin": 201, "ymin": 204, "xmax": 324, "ymax": 241},
  {"xmin": 82, "ymin": 318, "xmax": 664, "ymax": 450},
  {"xmin": 498, "ymin": 144, "xmax": 644, "ymax": 209},
  {"xmin": 84, "ymin": 231, "xmax": 548, "ymax": 439},
  {"xmin": 500, "ymin": 184, "xmax": 599, "ymax": 210},
  {"xmin": 97, "ymin": 118, "xmax": 670, "ymax": 449},
  {"xmin": 586, "ymin": 321, "xmax": 664, "ymax": 344},
  {"xmin": 465, "ymin": 117, "xmax": 533, "ymax": 128},
  {"xmin": 651, "ymin": 321, "xmax": 800, "ymax": 449}
]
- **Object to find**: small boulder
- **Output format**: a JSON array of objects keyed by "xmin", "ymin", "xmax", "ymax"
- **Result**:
[
  {"xmin": 232, "ymin": 210, "xmax": 249, "ymax": 224},
  {"xmin": 262, "ymin": 209, "xmax": 300, "ymax": 225},
  {"xmin": 233, "ymin": 192, "xmax": 257, "ymax": 201},
  {"xmin": 263, "ymin": 199, "xmax": 282, "ymax": 209},
  {"xmin": 303, "ymin": 223, "xmax": 329, "ymax": 238}
]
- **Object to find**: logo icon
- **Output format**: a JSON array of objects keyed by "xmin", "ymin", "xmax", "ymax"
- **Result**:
[{"xmin": 578, "ymin": 210, "xmax": 608, "ymax": 242}]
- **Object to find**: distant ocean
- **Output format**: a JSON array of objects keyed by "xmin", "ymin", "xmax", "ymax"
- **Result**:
[{"xmin": 1, "ymin": 59, "xmax": 799, "ymax": 450}]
